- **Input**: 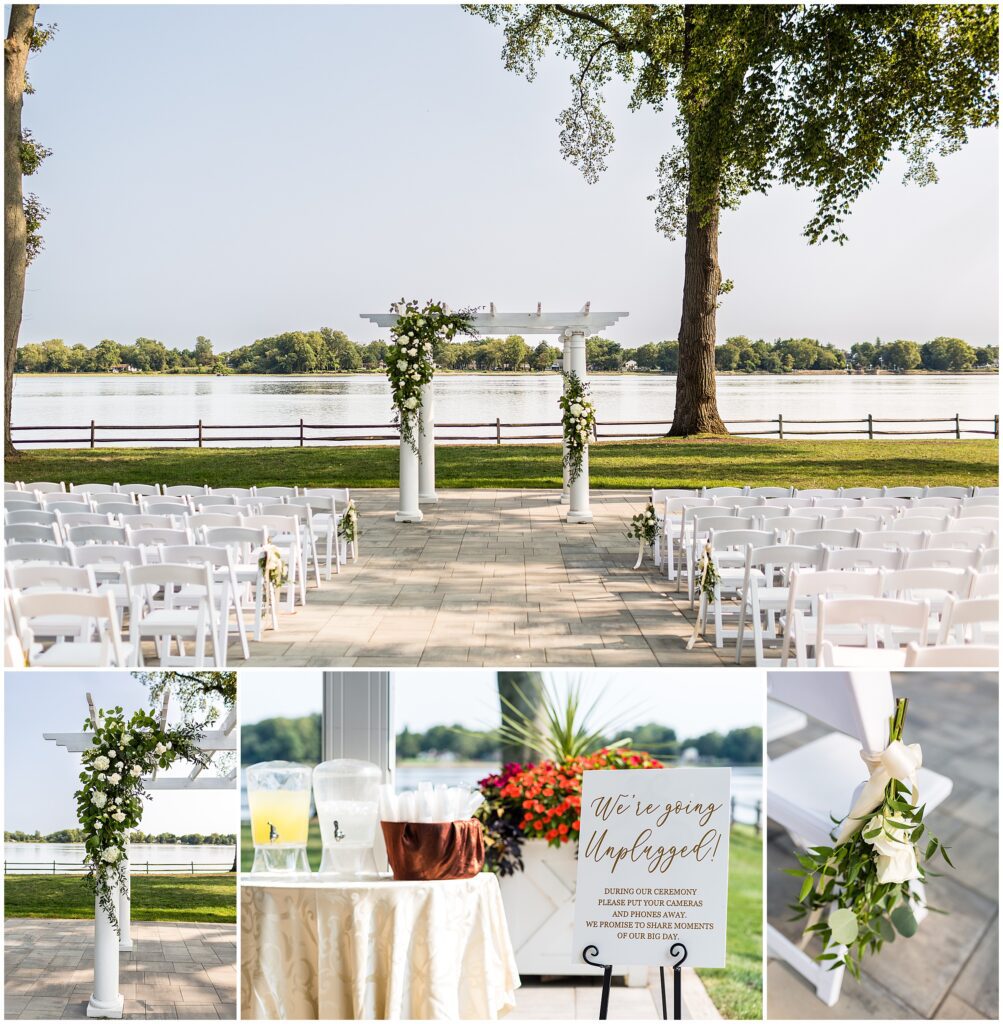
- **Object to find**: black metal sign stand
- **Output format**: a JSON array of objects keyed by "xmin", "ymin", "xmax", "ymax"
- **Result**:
[{"xmin": 582, "ymin": 942, "xmax": 688, "ymax": 1020}]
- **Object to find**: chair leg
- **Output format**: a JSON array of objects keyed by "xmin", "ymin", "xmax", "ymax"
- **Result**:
[
  {"xmin": 713, "ymin": 586, "xmax": 724, "ymax": 648},
  {"xmin": 735, "ymin": 595, "xmax": 748, "ymax": 664}
]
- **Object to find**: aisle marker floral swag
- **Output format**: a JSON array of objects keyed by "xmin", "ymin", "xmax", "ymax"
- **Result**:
[
  {"xmin": 476, "ymin": 748, "xmax": 663, "ymax": 876},
  {"xmin": 386, "ymin": 298, "xmax": 477, "ymax": 454},
  {"xmin": 627, "ymin": 502, "xmax": 659, "ymax": 569},
  {"xmin": 75, "ymin": 704, "xmax": 207, "ymax": 935},
  {"xmin": 338, "ymin": 499, "xmax": 359, "ymax": 545},
  {"xmin": 258, "ymin": 543, "xmax": 288, "ymax": 607},
  {"xmin": 789, "ymin": 698, "xmax": 953, "ymax": 979},
  {"xmin": 559, "ymin": 371, "xmax": 596, "ymax": 485},
  {"xmin": 685, "ymin": 543, "xmax": 721, "ymax": 649}
]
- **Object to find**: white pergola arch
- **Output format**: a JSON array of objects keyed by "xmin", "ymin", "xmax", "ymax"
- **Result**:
[
  {"xmin": 361, "ymin": 304, "xmax": 629, "ymax": 525},
  {"xmin": 43, "ymin": 691, "xmax": 236, "ymax": 1019}
]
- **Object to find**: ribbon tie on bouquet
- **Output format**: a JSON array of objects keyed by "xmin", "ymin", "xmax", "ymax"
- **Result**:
[
  {"xmin": 633, "ymin": 536, "xmax": 646, "ymax": 570},
  {"xmin": 833, "ymin": 740, "xmax": 923, "ymax": 845},
  {"xmin": 799, "ymin": 738, "xmax": 922, "ymax": 949}
]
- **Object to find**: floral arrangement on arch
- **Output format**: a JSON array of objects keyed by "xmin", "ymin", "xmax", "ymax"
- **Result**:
[
  {"xmin": 386, "ymin": 298, "xmax": 477, "ymax": 453},
  {"xmin": 789, "ymin": 698, "xmax": 953, "ymax": 980},
  {"xmin": 559, "ymin": 371, "xmax": 596, "ymax": 484},
  {"xmin": 476, "ymin": 748, "xmax": 663, "ymax": 876},
  {"xmin": 338, "ymin": 499, "xmax": 359, "ymax": 544},
  {"xmin": 75, "ymin": 705, "xmax": 207, "ymax": 934},
  {"xmin": 627, "ymin": 501, "xmax": 659, "ymax": 569}
]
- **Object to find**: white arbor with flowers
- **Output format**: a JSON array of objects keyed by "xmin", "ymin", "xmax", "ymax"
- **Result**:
[
  {"xmin": 43, "ymin": 691, "xmax": 236, "ymax": 1019},
  {"xmin": 361, "ymin": 303, "xmax": 628, "ymax": 525}
]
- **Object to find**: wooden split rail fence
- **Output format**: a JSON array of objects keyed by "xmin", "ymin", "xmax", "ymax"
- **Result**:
[
  {"xmin": 3, "ymin": 859, "xmax": 234, "ymax": 875},
  {"xmin": 10, "ymin": 413, "xmax": 999, "ymax": 449}
]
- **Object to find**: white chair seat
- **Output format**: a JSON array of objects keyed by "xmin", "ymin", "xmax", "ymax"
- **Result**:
[
  {"xmin": 28, "ymin": 641, "xmax": 136, "ymax": 667},
  {"xmin": 770, "ymin": 731, "xmax": 953, "ymax": 847},
  {"xmin": 820, "ymin": 645, "xmax": 909, "ymax": 668},
  {"xmin": 137, "ymin": 609, "xmax": 204, "ymax": 633},
  {"xmin": 766, "ymin": 699, "xmax": 807, "ymax": 742}
]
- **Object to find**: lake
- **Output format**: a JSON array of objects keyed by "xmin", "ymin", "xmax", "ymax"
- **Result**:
[
  {"xmin": 4, "ymin": 841, "xmax": 236, "ymax": 874},
  {"xmin": 11, "ymin": 372, "xmax": 998, "ymax": 445}
]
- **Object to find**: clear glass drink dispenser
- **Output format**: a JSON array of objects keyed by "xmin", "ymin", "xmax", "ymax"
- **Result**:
[
  {"xmin": 313, "ymin": 759, "xmax": 381, "ymax": 878},
  {"xmin": 246, "ymin": 761, "xmax": 312, "ymax": 874}
]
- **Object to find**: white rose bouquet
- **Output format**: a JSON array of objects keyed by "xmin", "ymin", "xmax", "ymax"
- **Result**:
[
  {"xmin": 75, "ymin": 704, "xmax": 207, "ymax": 936},
  {"xmin": 258, "ymin": 543, "xmax": 288, "ymax": 592},
  {"xmin": 338, "ymin": 499, "xmax": 359, "ymax": 545},
  {"xmin": 790, "ymin": 697, "xmax": 953, "ymax": 980},
  {"xmin": 626, "ymin": 501, "xmax": 659, "ymax": 569},
  {"xmin": 559, "ymin": 371, "xmax": 596, "ymax": 484},
  {"xmin": 385, "ymin": 298, "xmax": 477, "ymax": 453}
]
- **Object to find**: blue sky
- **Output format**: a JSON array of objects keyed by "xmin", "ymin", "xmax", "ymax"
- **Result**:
[
  {"xmin": 4, "ymin": 671, "xmax": 237, "ymax": 835},
  {"xmin": 240, "ymin": 668, "xmax": 763, "ymax": 737},
  {"xmin": 16, "ymin": 4, "xmax": 999, "ymax": 351}
]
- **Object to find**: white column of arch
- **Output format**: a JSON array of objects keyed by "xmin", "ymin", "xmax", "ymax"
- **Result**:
[
  {"xmin": 566, "ymin": 329, "xmax": 593, "ymax": 524},
  {"xmin": 561, "ymin": 332, "xmax": 571, "ymax": 504},
  {"xmin": 418, "ymin": 382, "xmax": 437, "ymax": 504},
  {"xmin": 395, "ymin": 423, "xmax": 423, "ymax": 523},
  {"xmin": 87, "ymin": 872, "xmax": 124, "ymax": 1019}
]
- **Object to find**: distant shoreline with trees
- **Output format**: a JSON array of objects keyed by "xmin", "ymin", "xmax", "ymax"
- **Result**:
[
  {"xmin": 14, "ymin": 332, "xmax": 998, "ymax": 377},
  {"xmin": 5, "ymin": 830, "xmax": 236, "ymax": 845}
]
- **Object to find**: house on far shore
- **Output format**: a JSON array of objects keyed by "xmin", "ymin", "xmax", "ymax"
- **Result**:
[
  {"xmin": 110, "ymin": 364, "xmax": 140, "ymax": 374},
  {"xmin": 624, "ymin": 359, "xmax": 638, "ymax": 371}
]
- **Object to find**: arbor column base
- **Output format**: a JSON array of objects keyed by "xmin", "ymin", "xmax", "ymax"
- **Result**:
[
  {"xmin": 419, "ymin": 493, "xmax": 438, "ymax": 504},
  {"xmin": 87, "ymin": 993, "xmax": 124, "ymax": 1019},
  {"xmin": 394, "ymin": 510, "xmax": 424, "ymax": 523},
  {"xmin": 566, "ymin": 510, "xmax": 593, "ymax": 524}
]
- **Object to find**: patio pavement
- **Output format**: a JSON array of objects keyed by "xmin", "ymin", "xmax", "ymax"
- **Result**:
[
  {"xmin": 174, "ymin": 487, "xmax": 749, "ymax": 668},
  {"xmin": 4, "ymin": 919, "xmax": 236, "ymax": 1020},
  {"xmin": 767, "ymin": 672, "xmax": 998, "ymax": 1020}
]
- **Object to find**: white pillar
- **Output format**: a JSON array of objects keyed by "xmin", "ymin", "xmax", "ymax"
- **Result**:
[
  {"xmin": 418, "ymin": 382, "xmax": 437, "ymax": 504},
  {"xmin": 561, "ymin": 335, "xmax": 571, "ymax": 504},
  {"xmin": 395, "ymin": 424, "xmax": 423, "ymax": 523},
  {"xmin": 118, "ymin": 850, "xmax": 132, "ymax": 952},
  {"xmin": 87, "ymin": 872, "xmax": 124, "ymax": 1019},
  {"xmin": 567, "ymin": 330, "xmax": 593, "ymax": 524}
]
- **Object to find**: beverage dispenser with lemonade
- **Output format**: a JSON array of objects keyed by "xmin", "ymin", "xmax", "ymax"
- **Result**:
[{"xmin": 246, "ymin": 761, "xmax": 312, "ymax": 873}]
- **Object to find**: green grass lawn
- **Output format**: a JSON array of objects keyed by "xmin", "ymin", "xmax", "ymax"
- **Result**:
[
  {"xmin": 240, "ymin": 819, "xmax": 322, "ymax": 873},
  {"xmin": 8, "ymin": 437, "xmax": 997, "ymax": 490},
  {"xmin": 4, "ymin": 873, "xmax": 236, "ymax": 923},
  {"xmin": 696, "ymin": 824, "xmax": 763, "ymax": 1020}
]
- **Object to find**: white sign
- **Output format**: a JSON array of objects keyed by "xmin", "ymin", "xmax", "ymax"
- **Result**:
[{"xmin": 572, "ymin": 767, "xmax": 731, "ymax": 968}]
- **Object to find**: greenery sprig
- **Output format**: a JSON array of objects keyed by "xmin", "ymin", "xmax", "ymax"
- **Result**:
[
  {"xmin": 559, "ymin": 371, "xmax": 596, "ymax": 484},
  {"xmin": 788, "ymin": 698, "xmax": 953, "ymax": 980},
  {"xmin": 627, "ymin": 502, "xmax": 659, "ymax": 549},
  {"xmin": 386, "ymin": 298, "xmax": 477, "ymax": 453},
  {"xmin": 696, "ymin": 544, "xmax": 720, "ymax": 601},
  {"xmin": 338, "ymin": 499, "xmax": 359, "ymax": 544},
  {"xmin": 75, "ymin": 705, "xmax": 207, "ymax": 935}
]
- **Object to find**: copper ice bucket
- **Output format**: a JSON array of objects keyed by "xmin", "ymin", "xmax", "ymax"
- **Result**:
[{"xmin": 380, "ymin": 819, "xmax": 485, "ymax": 881}]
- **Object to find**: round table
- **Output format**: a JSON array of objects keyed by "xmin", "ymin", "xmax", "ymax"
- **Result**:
[{"xmin": 240, "ymin": 873, "xmax": 520, "ymax": 1020}]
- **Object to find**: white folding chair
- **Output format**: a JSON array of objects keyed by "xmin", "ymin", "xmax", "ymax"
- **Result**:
[
  {"xmin": 93, "ymin": 502, "xmax": 142, "ymax": 520},
  {"xmin": 749, "ymin": 486, "xmax": 793, "ymax": 498},
  {"xmin": 188, "ymin": 512, "xmax": 245, "ymax": 534},
  {"xmin": 23, "ymin": 481, "xmax": 66, "ymax": 495},
  {"xmin": 924, "ymin": 485, "xmax": 971, "ymax": 499},
  {"xmin": 118, "ymin": 483, "xmax": 161, "ymax": 498},
  {"xmin": 906, "ymin": 547, "xmax": 982, "ymax": 571},
  {"xmin": 4, "ymin": 498, "xmax": 41, "ymax": 515},
  {"xmin": 203, "ymin": 525, "xmax": 275, "ymax": 640},
  {"xmin": 893, "ymin": 513, "xmax": 950, "ymax": 533},
  {"xmin": 816, "ymin": 597, "xmax": 930, "ymax": 666},
  {"xmin": 823, "ymin": 516, "xmax": 888, "ymax": 534},
  {"xmin": 242, "ymin": 514, "xmax": 306, "ymax": 609},
  {"xmin": 686, "ymin": 513, "xmax": 756, "ymax": 605},
  {"xmin": 253, "ymin": 486, "xmax": 297, "ymax": 499},
  {"xmin": 287, "ymin": 495, "xmax": 341, "ymax": 579},
  {"xmin": 701, "ymin": 485, "xmax": 748, "ymax": 497},
  {"xmin": 767, "ymin": 671, "xmax": 952, "ymax": 1007},
  {"xmin": 258, "ymin": 504, "xmax": 322, "ymax": 589},
  {"xmin": 936, "ymin": 596, "xmax": 999, "ymax": 646},
  {"xmin": 4, "ymin": 542, "xmax": 73, "ymax": 566},
  {"xmin": 159, "ymin": 544, "xmax": 249, "ymax": 663},
  {"xmin": 958, "ymin": 501, "xmax": 1000, "ymax": 516},
  {"xmin": 5, "ymin": 510, "xmax": 59, "ymax": 531},
  {"xmin": 904, "ymin": 642, "xmax": 998, "ymax": 668},
  {"xmin": 976, "ymin": 548, "xmax": 999, "ymax": 572},
  {"xmin": 821, "ymin": 547, "xmax": 902, "ymax": 572},
  {"xmin": 41, "ymin": 498, "xmax": 91, "ymax": 515},
  {"xmin": 55, "ymin": 511, "xmax": 113, "ymax": 531},
  {"xmin": 125, "ymin": 562, "xmax": 220, "ymax": 667},
  {"xmin": 839, "ymin": 487, "xmax": 883, "ymax": 499},
  {"xmin": 162, "ymin": 485, "xmax": 207, "ymax": 498},
  {"xmin": 5, "ymin": 522, "xmax": 61, "ymax": 545},
  {"xmin": 69, "ymin": 483, "xmax": 119, "ymax": 496},
  {"xmin": 969, "ymin": 572, "xmax": 999, "ymax": 598},
  {"xmin": 70, "ymin": 544, "xmax": 147, "ymax": 619},
  {"xmin": 13, "ymin": 589, "xmax": 131, "ymax": 667},
  {"xmin": 143, "ymin": 501, "xmax": 194, "ymax": 517},
  {"xmin": 792, "ymin": 529, "xmax": 857, "ymax": 550},
  {"xmin": 660, "ymin": 496, "xmax": 715, "ymax": 580},
  {"xmin": 932, "ymin": 529, "xmax": 997, "ymax": 551},
  {"xmin": 915, "ymin": 496, "xmax": 963, "ymax": 511},
  {"xmin": 855, "ymin": 529, "xmax": 929, "ymax": 552},
  {"xmin": 794, "ymin": 488, "xmax": 841, "ymax": 498},
  {"xmin": 735, "ymin": 543, "xmax": 822, "ymax": 666},
  {"xmin": 209, "ymin": 487, "xmax": 254, "ymax": 497},
  {"xmin": 66, "ymin": 524, "xmax": 130, "ymax": 546},
  {"xmin": 947, "ymin": 517, "xmax": 998, "ymax": 534},
  {"xmin": 882, "ymin": 486, "xmax": 923, "ymax": 500},
  {"xmin": 782, "ymin": 569, "xmax": 883, "ymax": 667},
  {"xmin": 703, "ymin": 528, "xmax": 777, "ymax": 647},
  {"xmin": 767, "ymin": 515, "xmax": 823, "ymax": 541},
  {"xmin": 125, "ymin": 526, "xmax": 193, "ymax": 555}
]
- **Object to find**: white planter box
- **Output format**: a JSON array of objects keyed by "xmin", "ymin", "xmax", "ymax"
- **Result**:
[{"xmin": 498, "ymin": 840, "xmax": 647, "ymax": 987}]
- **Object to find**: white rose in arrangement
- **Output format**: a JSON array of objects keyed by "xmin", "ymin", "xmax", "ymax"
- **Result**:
[
  {"xmin": 130, "ymin": 765, "xmax": 142, "ymax": 777},
  {"xmin": 396, "ymin": 359, "xmax": 409, "ymax": 371},
  {"xmin": 116, "ymin": 762, "xmax": 123, "ymax": 769},
  {"xmin": 107, "ymin": 773, "xmax": 121, "ymax": 785},
  {"xmin": 114, "ymin": 797, "xmax": 122, "ymax": 805},
  {"xmin": 121, "ymin": 733, "xmax": 132, "ymax": 745},
  {"xmin": 166, "ymin": 742, "xmax": 172, "ymax": 749},
  {"xmin": 154, "ymin": 742, "xmax": 166, "ymax": 755},
  {"xmin": 107, "ymin": 750, "xmax": 117, "ymax": 758},
  {"xmin": 416, "ymin": 318, "xmax": 425, "ymax": 326},
  {"xmin": 404, "ymin": 396, "xmax": 419, "ymax": 410},
  {"xmin": 93, "ymin": 755, "xmax": 110, "ymax": 771},
  {"xmin": 100, "ymin": 848, "xmax": 120, "ymax": 864},
  {"xmin": 92, "ymin": 792, "xmax": 108, "ymax": 809},
  {"xmin": 408, "ymin": 347, "xmax": 418, "ymax": 356},
  {"xmin": 876, "ymin": 845, "xmax": 921, "ymax": 884},
  {"xmin": 570, "ymin": 403, "xmax": 583, "ymax": 417},
  {"xmin": 112, "ymin": 811, "xmax": 126, "ymax": 823}
]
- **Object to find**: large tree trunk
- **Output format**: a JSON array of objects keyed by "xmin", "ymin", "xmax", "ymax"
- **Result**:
[
  {"xmin": 669, "ymin": 195, "xmax": 727, "ymax": 436},
  {"xmin": 4, "ymin": 5, "xmax": 37, "ymax": 459},
  {"xmin": 497, "ymin": 671, "xmax": 545, "ymax": 766}
]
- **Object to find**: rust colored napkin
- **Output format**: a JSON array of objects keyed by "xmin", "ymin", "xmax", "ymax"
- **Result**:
[{"xmin": 380, "ymin": 819, "xmax": 485, "ymax": 880}]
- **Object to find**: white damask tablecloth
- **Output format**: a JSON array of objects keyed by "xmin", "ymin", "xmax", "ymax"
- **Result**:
[{"xmin": 240, "ymin": 873, "xmax": 521, "ymax": 1020}]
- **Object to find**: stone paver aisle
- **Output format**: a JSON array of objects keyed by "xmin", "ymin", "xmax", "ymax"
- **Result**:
[
  {"xmin": 208, "ymin": 488, "xmax": 748, "ymax": 668},
  {"xmin": 4, "ymin": 918, "xmax": 236, "ymax": 1019}
]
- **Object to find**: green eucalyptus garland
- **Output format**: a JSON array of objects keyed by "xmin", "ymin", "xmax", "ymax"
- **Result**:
[
  {"xmin": 75, "ymin": 705, "xmax": 207, "ymax": 935},
  {"xmin": 559, "ymin": 371, "xmax": 596, "ymax": 484},
  {"xmin": 386, "ymin": 298, "xmax": 477, "ymax": 453}
]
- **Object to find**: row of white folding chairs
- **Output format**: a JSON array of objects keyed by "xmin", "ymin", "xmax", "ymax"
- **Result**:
[
  {"xmin": 7, "ymin": 481, "xmax": 352, "ymax": 501},
  {"xmin": 679, "ymin": 511, "xmax": 998, "ymax": 603},
  {"xmin": 690, "ymin": 530, "xmax": 997, "ymax": 660},
  {"xmin": 5, "ymin": 498, "xmax": 354, "ymax": 584},
  {"xmin": 4, "ymin": 533, "xmax": 304, "ymax": 668},
  {"xmin": 649, "ymin": 485, "xmax": 996, "ymax": 500}
]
